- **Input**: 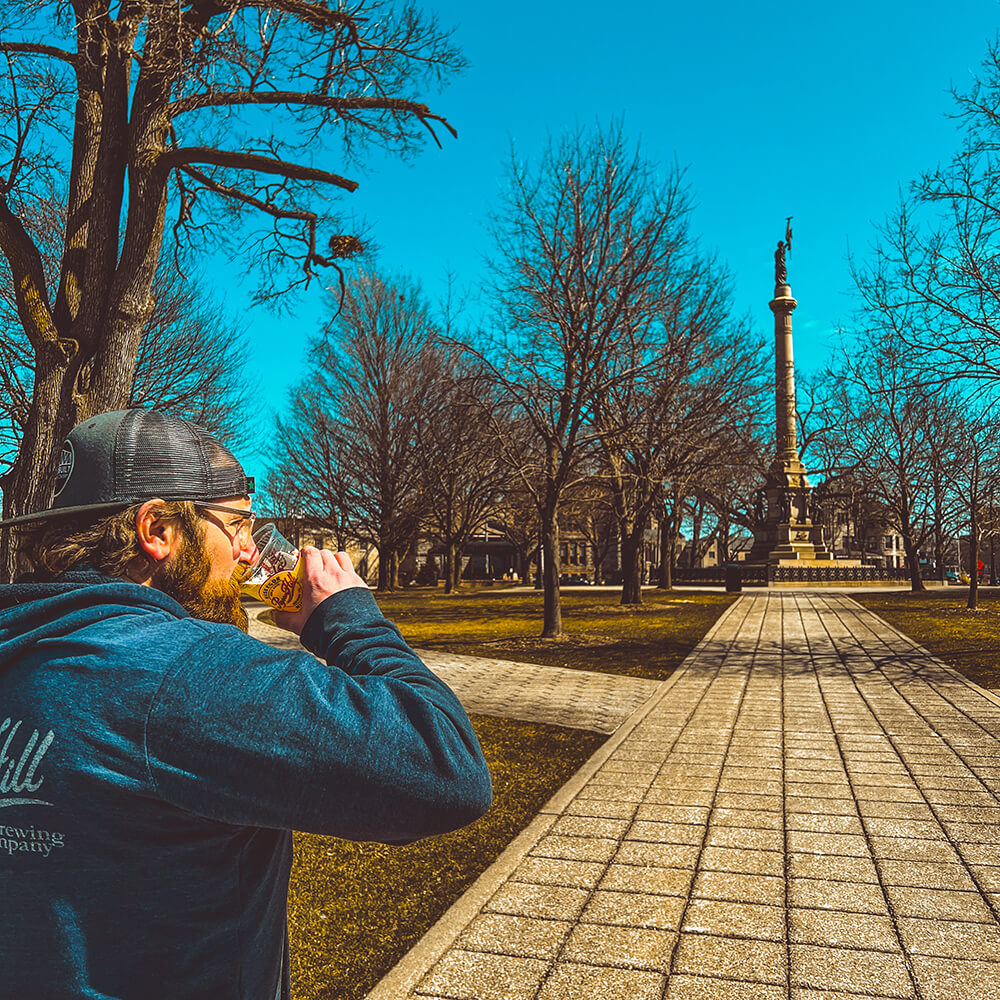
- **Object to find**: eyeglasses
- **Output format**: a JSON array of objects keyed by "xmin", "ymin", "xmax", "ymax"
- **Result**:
[{"xmin": 193, "ymin": 502, "xmax": 256, "ymax": 552}]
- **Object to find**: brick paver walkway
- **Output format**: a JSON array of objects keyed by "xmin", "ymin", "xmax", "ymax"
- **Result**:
[{"xmin": 368, "ymin": 591, "xmax": 1000, "ymax": 1000}]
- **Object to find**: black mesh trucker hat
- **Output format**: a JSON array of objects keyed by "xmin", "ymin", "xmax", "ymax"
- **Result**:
[{"xmin": 0, "ymin": 409, "xmax": 255, "ymax": 528}]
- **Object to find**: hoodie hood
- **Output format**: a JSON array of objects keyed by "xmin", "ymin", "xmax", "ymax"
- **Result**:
[{"xmin": 0, "ymin": 566, "xmax": 189, "ymax": 665}]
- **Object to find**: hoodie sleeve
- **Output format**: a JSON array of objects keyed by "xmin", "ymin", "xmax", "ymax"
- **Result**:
[{"xmin": 142, "ymin": 588, "xmax": 492, "ymax": 840}]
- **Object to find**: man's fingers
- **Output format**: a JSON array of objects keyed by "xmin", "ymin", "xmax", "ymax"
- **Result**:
[{"xmin": 334, "ymin": 551, "xmax": 354, "ymax": 573}]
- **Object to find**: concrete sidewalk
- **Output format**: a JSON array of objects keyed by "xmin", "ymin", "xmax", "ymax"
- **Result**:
[{"xmin": 367, "ymin": 592, "xmax": 1000, "ymax": 1000}]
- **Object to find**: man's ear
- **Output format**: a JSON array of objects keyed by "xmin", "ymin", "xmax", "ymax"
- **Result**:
[{"xmin": 135, "ymin": 499, "xmax": 183, "ymax": 563}]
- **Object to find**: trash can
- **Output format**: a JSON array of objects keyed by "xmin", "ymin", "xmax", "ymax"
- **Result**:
[{"xmin": 725, "ymin": 563, "xmax": 742, "ymax": 593}]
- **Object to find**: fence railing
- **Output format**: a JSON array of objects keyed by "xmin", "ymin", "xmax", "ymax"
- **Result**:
[{"xmin": 674, "ymin": 563, "xmax": 913, "ymax": 588}]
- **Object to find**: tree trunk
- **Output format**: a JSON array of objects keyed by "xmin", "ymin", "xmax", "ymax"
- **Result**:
[
  {"xmin": 968, "ymin": 501, "xmax": 980, "ymax": 611},
  {"xmin": 0, "ymin": 346, "xmax": 83, "ymax": 582},
  {"xmin": 901, "ymin": 531, "xmax": 925, "ymax": 593},
  {"xmin": 657, "ymin": 504, "xmax": 677, "ymax": 590},
  {"xmin": 540, "ymin": 507, "xmax": 561, "ymax": 637},
  {"xmin": 376, "ymin": 542, "xmax": 391, "ymax": 592},
  {"xmin": 451, "ymin": 548, "xmax": 463, "ymax": 591},
  {"xmin": 620, "ymin": 526, "xmax": 643, "ymax": 606},
  {"xmin": 442, "ymin": 544, "xmax": 453, "ymax": 594},
  {"xmin": 689, "ymin": 499, "xmax": 701, "ymax": 569}
]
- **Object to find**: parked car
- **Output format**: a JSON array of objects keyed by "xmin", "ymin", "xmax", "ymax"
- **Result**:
[{"xmin": 559, "ymin": 573, "xmax": 592, "ymax": 586}]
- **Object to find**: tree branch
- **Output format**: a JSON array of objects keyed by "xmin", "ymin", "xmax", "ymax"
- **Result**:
[
  {"xmin": 200, "ymin": 0, "xmax": 358, "ymax": 32},
  {"xmin": 177, "ymin": 163, "xmax": 316, "ymax": 220},
  {"xmin": 0, "ymin": 42, "xmax": 78, "ymax": 69},
  {"xmin": 168, "ymin": 91, "xmax": 456, "ymax": 140},
  {"xmin": 163, "ymin": 146, "xmax": 358, "ymax": 192},
  {"xmin": 0, "ymin": 196, "xmax": 63, "ymax": 352}
]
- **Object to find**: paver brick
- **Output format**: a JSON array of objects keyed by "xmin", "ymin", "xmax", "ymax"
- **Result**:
[
  {"xmin": 785, "ymin": 812, "xmax": 864, "ymax": 834},
  {"xmin": 786, "ymin": 830, "xmax": 872, "ymax": 857},
  {"xmin": 877, "ymin": 859, "xmax": 978, "ymax": 891},
  {"xmin": 788, "ymin": 852, "xmax": 879, "ymax": 884},
  {"xmin": 681, "ymin": 899, "xmax": 785, "ymax": 941},
  {"xmin": 535, "ymin": 963, "xmax": 664, "ymax": 1000},
  {"xmin": 788, "ymin": 877, "xmax": 889, "ymax": 914},
  {"xmin": 484, "ymin": 882, "xmax": 589, "ymax": 922},
  {"xmin": 692, "ymin": 871, "xmax": 785, "ymax": 907},
  {"xmin": 614, "ymin": 841, "xmax": 700, "ymax": 870},
  {"xmin": 710, "ymin": 808, "xmax": 783, "ymax": 830},
  {"xmin": 627, "ymin": 820, "xmax": 706, "ymax": 845},
  {"xmin": 666, "ymin": 975, "xmax": 785, "ymax": 999},
  {"xmin": 560, "ymin": 923, "xmax": 676, "ymax": 971},
  {"xmin": 699, "ymin": 846, "xmax": 784, "ymax": 877},
  {"xmin": 579, "ymin": 890, "xmax": 686, "ymax": 930},
  {"xmin": 529, "ymin": 835, "xmax": 618, "ymax": 864},
  {"xmin": 789, "ymin": 944, "xmax": 915, "ymax": 997},
  {"xmin": 671, "ymin": 933, "xmax": 786, "ymax": 984},
  {"xmin": 416, "ymin": 950, "xmax": 550, "ymax": 1000},
  {"xmin": 457, "ymin": 913, "xmax": 570, "ymax": 960},
  {"xmin": 868, "ymin": 836, "xmax": 961, "ymax": 863},
  {"xmin": 514, "ymin": 857, "xmax": 604, "ymax": 889},
  {"xmin": 884, "ymin": 885, "xmax": 996, "ymax": 922},
  {"xmin": 550, "ymin": 815, "xmax": 629, "ymax": 839},
  {"xmin": 897, "ymin": 916, "xmax": 1000, "ymax": 960},
  {"xmin": 911, "ymin": 955, "xmax": 1000, "ymax": 1000},
  {"xmin": 599, "ymin": 863, "xmax": 694, "ymax": 896},
  {"xmin": 789, "ymin": 908, "xmax": 899, "ymax": 951}
]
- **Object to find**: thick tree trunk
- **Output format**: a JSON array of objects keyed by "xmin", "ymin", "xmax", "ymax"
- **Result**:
[
  {"xmin": 540, "ymin": 508, "xmax": 561, "ymax": 637},
  {"xmin": 0, "ymin": 346, "xmax": 83, "ymax": 582},
  {"xmin": 620, "ymin": 527, "xmax": 643, "ymax": 606},
  {"xmin": 451, "ymin": 547, "xmax": 463, "ymax": 591},
  {"xmin": 901, "ymin": 531, "xmax": 925, "ymax": 593}
]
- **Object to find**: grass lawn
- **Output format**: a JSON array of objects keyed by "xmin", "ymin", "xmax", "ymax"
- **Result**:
[
  {"xmin": 376, "ymin": 586, "xmax": 738, "ymax": 681},
  {"xmin": 855, "ymin": 587, "xmax": 1000, "ymax": 691},
  {"xmin": 287, "ymin": 586, "xmax": 735, "ymax": 998}
]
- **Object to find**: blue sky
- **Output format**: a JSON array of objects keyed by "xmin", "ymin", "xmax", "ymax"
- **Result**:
[{"xmin": 224, "ymin": 0, "xmax": 999, "ymax": 473}]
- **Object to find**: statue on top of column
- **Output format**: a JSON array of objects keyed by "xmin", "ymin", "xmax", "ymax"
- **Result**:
[{"xmin": 774, "ymin": 241, "xmax": 787, "ymax": 286}]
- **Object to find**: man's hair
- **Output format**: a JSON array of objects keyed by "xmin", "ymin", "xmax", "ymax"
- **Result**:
[{"xmin": 17, "ymin": 501, "xmax": 202, "ymax": 579}]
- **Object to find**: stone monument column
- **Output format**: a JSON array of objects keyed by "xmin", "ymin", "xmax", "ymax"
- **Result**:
[
  {"xmin": 771, "ymin": 285, "xmax": 798, "ymax": 464},
  {"xmin": 746, "ymin": 233, "xmax": 835, "ymax": 565}
]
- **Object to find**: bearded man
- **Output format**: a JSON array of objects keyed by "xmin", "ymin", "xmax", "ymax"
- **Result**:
[{"xmin": 0, "ymin": 408, "xmax": 491, "ymax": 1000}]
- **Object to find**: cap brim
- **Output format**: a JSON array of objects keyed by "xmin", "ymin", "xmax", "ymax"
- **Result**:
[{"xmin": 0, "ymin": 501, "xmax": 132, "ymax": 528}]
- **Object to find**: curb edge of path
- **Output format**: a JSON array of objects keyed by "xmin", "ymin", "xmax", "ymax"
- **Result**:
[{"xmin": 365, "ymin": 594, "xmax": 749, "ymax": 1000}]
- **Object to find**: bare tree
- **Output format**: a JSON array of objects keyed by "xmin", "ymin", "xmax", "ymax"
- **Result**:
[
  {"xmin": 414, "ymin": 360, "xmax": 511, "ymax": 593},
  {"xmin": 561, "ymin": 474, "xmax": 618, "ymax": 585},
  {"xmin": 0, "ymin": 1, "xmax": 463, "ymax": 565},
  {"xmin": 833, "ymin": 325, "xmax": 949, "ymax": 591},
  {"xmin": 941, "ymin": 406, "xmax": 1000, "ymax": 609},
  {"xmin": 271, "ymin": 270, "xmax": 437, "ymax": 591},
  {"xmin": 848, "ymin": 39, "xmax": 1000, "ymax": 396},
  {"xmin": 595, "ymin": 266, "xmax": 768, "ymax": 604},
  {"xmin": 476, "ymin": 125, "xmax": 700, "ymax": 636}
]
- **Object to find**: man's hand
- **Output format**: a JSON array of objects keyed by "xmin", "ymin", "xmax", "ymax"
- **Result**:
[{"xmin": 271, "ymin": 546, "xmax": 368, "ymax": 635}]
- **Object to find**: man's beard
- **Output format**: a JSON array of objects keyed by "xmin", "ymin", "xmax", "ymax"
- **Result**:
[{"xmin": 157, "ymin": 535, "xmax": 249, "ymax": 632}]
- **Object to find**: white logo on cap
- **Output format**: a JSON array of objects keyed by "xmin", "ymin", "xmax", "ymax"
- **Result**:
[{"xmin": 53, "ymin": 441, "xmax": 74, "ymax": 498}]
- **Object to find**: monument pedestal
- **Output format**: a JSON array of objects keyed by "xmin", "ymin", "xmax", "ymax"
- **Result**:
[{"xmin": 745, "ymin": 458, "xmax": 840, "ymax": 566}]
